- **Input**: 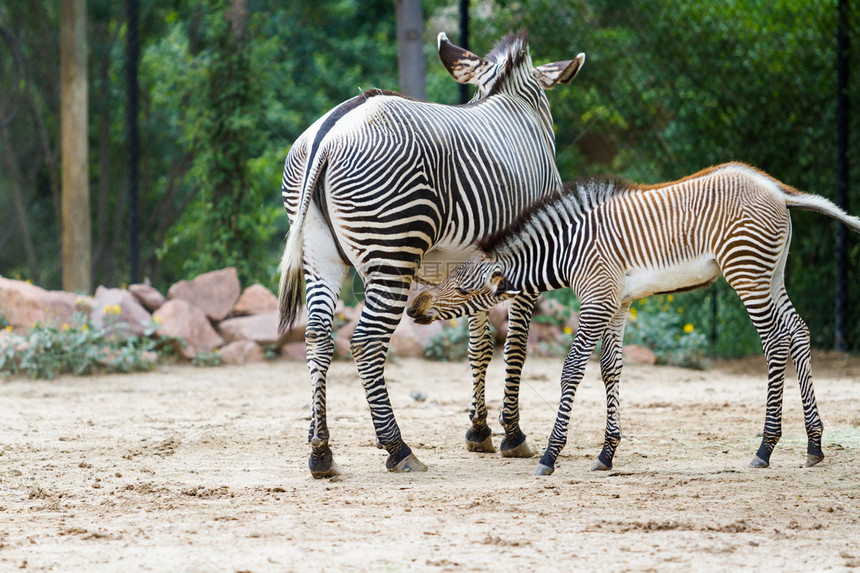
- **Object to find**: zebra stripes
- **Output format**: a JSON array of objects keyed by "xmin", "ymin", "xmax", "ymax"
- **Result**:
[
  {"xmin": 408, "ymin": 162, "xmax": 860, "ymax": 475},
  {"xmin": 279, "ymin": 31, "xmax": 585, "ymax": 477}
]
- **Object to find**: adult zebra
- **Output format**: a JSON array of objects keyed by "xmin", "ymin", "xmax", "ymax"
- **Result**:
[
  {"xmin": 279, "ymin": 31, "xmax": 585, "ymax": 477},
  {"xmin": 408, "ymin": 163, "xmax": 860, "ymax": 475}
]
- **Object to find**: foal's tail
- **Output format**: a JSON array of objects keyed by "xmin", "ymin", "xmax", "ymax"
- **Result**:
[{"xmin": 781, "ymin": 184, "xmax": 860, "ymax": 234}]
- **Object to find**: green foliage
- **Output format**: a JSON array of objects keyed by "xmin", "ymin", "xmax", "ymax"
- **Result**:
[
  {"xmin": 191, "ymin": 349, "xmax": 223, "ymax": 368},
  {"xmin": 2, "ymin": 0, "xmax": 859, "ymax": 357},
  {"xmin": 0, "ymin": 314, "xmax": 177, "ymax": 380},
  {"xmin": 625, "ymin": 295, "xmax": 710, "ymax": 369},
  {"xmin": 423, "ymin": 319, "xmax": 471, "ymax": 361}
]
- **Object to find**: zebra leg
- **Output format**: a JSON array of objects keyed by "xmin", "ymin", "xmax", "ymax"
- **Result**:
[
  {"xmin": 592, "ymin": 303, "xmax": 631, "ymax": 471},
  {"xmin": 350, "ymin": 275, "xmax": 427, "ymax": 473},
  {"xmin": 735, "ymin": 290, "xmax": 791, "ymax": 469},
  {"xmin": 499, "ymin": 293, "xmax": 539, "ymax": 458},
  {"xmin": 781, "ymin": 294, "xmax": 824, "ymax": 466},
  {"xmin": 304, "ymin": 269, "xmax": 348, "ymax": 479},
  {"xmin": 536, "ymin": 305, "xmax": 608, "ymax": 475},
  {"xmin": 465, "ymin": 311, "xmax": 495, "ymax": 453}
]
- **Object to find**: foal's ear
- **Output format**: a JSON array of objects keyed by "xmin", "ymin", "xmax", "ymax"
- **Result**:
[
  {"xmin": 438, "ymin": 32, "xmax": 495, "ymax": 85},
  {"xmin": 490, "ymin": 271, "xmax": 521, "ymax": 297},
  {"xmin": 533, "ymin": 53, "xmax": 586, "ymax": 89}
]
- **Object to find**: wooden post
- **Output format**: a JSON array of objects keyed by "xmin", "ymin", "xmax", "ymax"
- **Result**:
[
  {"xmin": 61, "ymin": 0, "xmax": 91, "ymax": 293},
  {"xmin": 394, "ymin": 0, "xmax": 426, "ymax": 101}
]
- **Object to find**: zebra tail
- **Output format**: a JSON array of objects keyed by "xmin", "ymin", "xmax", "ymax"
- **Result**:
[
  {"xmin": 781, "ymin": 184, "xmax": 860, "ymax": 234},
  {"xmin": 278, "ymin": 148, "xmax": 328, "ymax": 335}
]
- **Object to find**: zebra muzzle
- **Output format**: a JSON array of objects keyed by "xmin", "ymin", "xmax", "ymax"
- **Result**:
[{"xmin": 407, "ymin": 293, "xmax": 435, "ymax": 324}]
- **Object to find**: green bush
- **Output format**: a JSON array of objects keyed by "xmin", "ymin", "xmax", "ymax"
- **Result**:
[
  {"xmin": 625, "ymin": 295, "xmax": 709, "ymax": 369},
  {"xmin": 0, "ymin": 312, "xmax": 179, "ymax": 380},
  {"xmin": 423, "ymin": 320, "xmax": 471, "ymax": 362}
]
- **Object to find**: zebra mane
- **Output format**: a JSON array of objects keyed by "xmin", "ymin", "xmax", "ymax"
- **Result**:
[
  {"xmin": 482, "ymin": 29, "xmax": 532, "ymax": 96},
  {"xmin": 478, "ymin": 175, "xmax": 631, "ymax": 254},
  {"xmin": 485, "ymin": 29, "xmax": 530, "ymax": 68}
]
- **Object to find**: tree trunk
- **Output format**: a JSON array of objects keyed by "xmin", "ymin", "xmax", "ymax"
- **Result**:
[
  {"xmin": 60, "ymin": 0, "xmax": 91, "ymax": 293},
  {"xmin": 393, "ymin": 0, "xmax": 426, "ymax": 100}
]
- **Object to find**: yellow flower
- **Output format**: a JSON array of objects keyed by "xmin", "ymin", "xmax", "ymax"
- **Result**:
[
  {"xmin": 81, "ymin": 324, "xmax": 88, "ymax": 332},
  {"xmin": 667, "ymin": 295, "xmax": 674, "ymax": 302},
  {"xmin": 4, "ymin": 325, "xmax": 12, "ymax": 332},
  {"xmin": 677, "ymin": 307, "xmax": 684, "ymax": 313},
  {"xmin": 62, "ymin": 323, "xmax": 69, "ymax": 331},
  {"xmin": 683, "ymin": 323, "xmax": 694, "ymax": 334},
  {"xmin": 113, "ymin": 305, "xmax": 122, "ymax": 315},
  {"xmin": 153, "ymin": 316, "xmax": 163, "ymax": 325},
  {"xmin": 563, "ymin": 325, "xmax": 573, "ymax": 335},
  {"xmin": 629, "ymin": 307, "xmax": 638, "ymax": 320}
]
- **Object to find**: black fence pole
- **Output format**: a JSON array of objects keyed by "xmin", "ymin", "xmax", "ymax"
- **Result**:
[
  {"xmin": 126, "ymin": 0, "xmax": 140, "ymax": 285},
  {"xmin": 834, "ymin": 0, "xmax": 849, "ymax": 351},
  {"xmin": 459, "ymin": 0, "xmax": 470, "ymax": 104}
]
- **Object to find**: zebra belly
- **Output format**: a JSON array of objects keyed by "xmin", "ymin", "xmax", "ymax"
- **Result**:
[
  {"xmin": 622, "ymin": 257, "xmax": 720, "ymax": 301},
  {"xmin": 415, "ymin": 246, "xmax": 480, "ymax": 285}
]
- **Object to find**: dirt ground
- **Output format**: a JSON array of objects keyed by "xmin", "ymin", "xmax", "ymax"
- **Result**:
[{"xmin": 1, "ymin": 350, "xmax": 859, "ymax": 572}]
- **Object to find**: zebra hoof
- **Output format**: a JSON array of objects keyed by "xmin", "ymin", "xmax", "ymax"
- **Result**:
[
  {"xmin": 805, "ymin": 454, "xmax": 824, "ymax": 467},
  {"xmin": 466, "ymin": 435, "xmax": 496, "ymax": 453},
  {"xmin": 533, "ymin": 463, "xmax": 554, "ymax": 476},
  {"xmin": 389, "ymin": 452, "xmax": 428, "ymax": 473},
  {"xmin": 308, "ymin": 447, "xmax": 340, "ymax": 479},
  {"xmin": 590, "ymin": 458, "xmax": 611, "ymax": 471},
  {"xmin": 500, "ymin": 440, "xmax": 534, "ymax": 458},
  {"xmin": 749, "ymin": 455, "xmax": 770, "ymax": 468}
]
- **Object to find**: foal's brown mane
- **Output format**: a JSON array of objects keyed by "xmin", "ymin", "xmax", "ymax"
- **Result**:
[
  {"xmin": 477, "ymin": 174, "xmax": 629, "ymax": 254},
  {"xmin": 478, "ymin": 162, "xmax": 791, "ymax": 255}
]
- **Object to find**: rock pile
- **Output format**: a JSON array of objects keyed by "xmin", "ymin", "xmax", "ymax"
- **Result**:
[
  {"xmin": 0, "ymin": 269, "xmax": 458, "ymax": 366},
  {"xmin": 0, "ymin": 269, "xmax": 646, "ymax": 365}
]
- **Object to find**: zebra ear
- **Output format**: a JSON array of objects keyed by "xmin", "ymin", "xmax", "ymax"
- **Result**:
[
  {"xmin": 437, "ymin": 32, "xmax": 495, "ymax": 85},
  {"xmin": 533, "ymin": 53, "xmax": 586, "ymax": 89},
  {"xmin": 490, "ymin": 272, "xmax": 521, "ymax": 297}
]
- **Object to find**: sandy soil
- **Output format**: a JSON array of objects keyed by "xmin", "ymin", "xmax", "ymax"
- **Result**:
[{"xmin": 1, "ymin": 351, "xmax": 859, "ymax": 572}]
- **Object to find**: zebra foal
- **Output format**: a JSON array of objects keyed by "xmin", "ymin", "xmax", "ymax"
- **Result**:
[
  {"xmin": 408, "ymin": 162, "xmax": 860, "ymax": 475},
  {"xmin": 280, "ymin": 31, "xmax": 585, "ymax": 477}
]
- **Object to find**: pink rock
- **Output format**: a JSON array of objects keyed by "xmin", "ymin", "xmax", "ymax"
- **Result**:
[
  {"xmin": 128, "ymin": 283, "xmax": 166, "ymax": 312},
  {"xmin": 281, "ymin": 342, "xmax": 307, "ymax": 361},
  {"xmin": 624, "ymin": 344, "xmax": 657, "ymax": 365},
  {"xmin": 219, "ymin": 340, "xmax": 265, "ymax": 365},
  {"xmin": 233, "ymin": 284, "xmax": 278, "ymax": 316},
  {"xmin": 333, "ymin": 337, "xmax": 351, "ymax": 360},
  {"xmin": 167, "ymin": 267, "xmax": 241, "ymax": 322},
  {"xmin": 91, "ymin": 286, "xmax": 152, "ymax": 335},
  {"xmin": 217, "ymin": 310, "xmax": 286, "ymax": 346},
  {"xmin": 527, "ymin": 322, "xmax": 563, "ymax": 347},
  {"xmin": 0, "ymin": 277, "xmax": 78, "ymax": 328},
  {"xmin": 488, "ymin": 300, "xmax": 510, "ymax": 344},
  {"xmin": 153, "ymin": 299, "xmax": 224, "ymax": 359},
  {"xmin": 390, "ymin": 317, "xmax": 445, "ymax": 358}
]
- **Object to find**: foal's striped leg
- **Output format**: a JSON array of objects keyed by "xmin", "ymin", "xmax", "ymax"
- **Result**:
[
  {"xmin": 536, "ymin": 303, "xmax": 613, "ymax": 475},
  {"xmin": 499, "ymin": 293, "xmax": 539, "ymax": 457},
  {"xmin": 592, "ymin": 302, "xmax": 631, "ymax": 471},
  {"xmin": 465, "ymin": 311, "xmax": 496, "ymax": 452},
  {"xmin": 779, "ymin": 291, "xmax": 824, "ymax": 466}
]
